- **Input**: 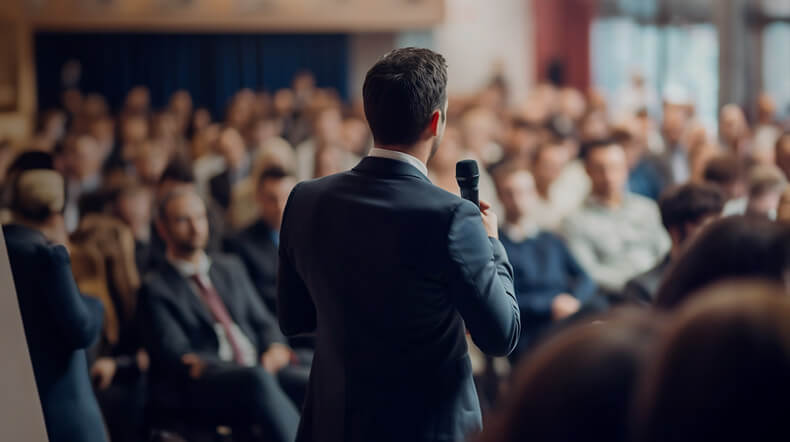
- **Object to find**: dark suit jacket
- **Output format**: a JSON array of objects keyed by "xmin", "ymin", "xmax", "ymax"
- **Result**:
[
  {"xmin": 278, "ymin": 156, "xmax": 520, "ymax": 442},
  {"xmin": 3, "ymin": 224, "xmax": 107, "ymax": 442},
  {"xmin": 138, "ymin": 253, "xmax": 287, "ymax": 407},
  {"xmin": 622, "ymin": 254, "xmax": 672, "ymax": 306},
  {"xmin": 209, "ymin": 170, "xmax": 232, "ymax": 210},
  {"xmin": 223, "ymin": 220, "xmax": 279, "ymax": 312}
]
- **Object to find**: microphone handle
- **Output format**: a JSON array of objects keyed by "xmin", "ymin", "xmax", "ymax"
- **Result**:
[{"xmin": 460, "ymin": 187, "xmax": 479, "ymax": 208}]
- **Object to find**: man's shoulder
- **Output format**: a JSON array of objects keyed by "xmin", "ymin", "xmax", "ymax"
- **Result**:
[
  {"xmin": 292, "ymin": 169, "xmax": 463, "ymax": 210},
  {"xmin": 210, "ymin": 252, "xmax": 245, "ymax": 272}
]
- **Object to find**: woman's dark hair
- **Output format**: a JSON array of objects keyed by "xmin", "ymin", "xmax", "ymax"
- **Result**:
[
  {"xmin": 362, "ymin": 47, "xmax": 447, "ymax": 147},
  {"xmin": 635, "ymin": 285, "xmax": 790, "ymax": 442},
  {"xmin": 654, "ymin": 215, "xmax": 790, "ymax": 309},
  {"xmin": 477, "ymin": 309, "xmax": 663, "ymax": 442}
]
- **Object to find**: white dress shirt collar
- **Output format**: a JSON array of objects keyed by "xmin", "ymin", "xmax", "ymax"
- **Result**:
[
  {"xmin": 368, "ymin": 147, "xmax": 429, "ymax": 177},
  {"xmin": 168, "ymin": 251, "xmax": 212, "ymax": 281},
  {"xmin": 502, "ymin": 220, "xmax": 541, "ymax": 243}
]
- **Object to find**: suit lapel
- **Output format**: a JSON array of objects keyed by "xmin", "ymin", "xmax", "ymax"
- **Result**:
[{"xmin": 160, "ymin": 262, "xmax": 215, "ymax": 329}]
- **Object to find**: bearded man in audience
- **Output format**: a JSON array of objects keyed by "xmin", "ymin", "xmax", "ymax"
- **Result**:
[{"xmin": 139, "ymin": 188, "xmax": 308, "ymax": 442}]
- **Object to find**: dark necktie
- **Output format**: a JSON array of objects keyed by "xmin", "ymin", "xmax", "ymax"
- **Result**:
[{"xmin": 190, "ymin": 274, "xmax": 245, "ymax": 365}]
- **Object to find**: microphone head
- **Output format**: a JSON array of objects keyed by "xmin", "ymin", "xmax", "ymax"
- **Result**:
[{"xmin": 455, "ymin": 159, "xmax": 480, "ymax": 182}]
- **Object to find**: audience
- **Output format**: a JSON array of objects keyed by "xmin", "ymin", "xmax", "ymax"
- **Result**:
[
  {"xmin": 622, "ymin": 183, "xmax": 725, "ymax": 305},
  {"xmin": 478, "ymin": 309, "xmax": 663, "ymax": 442},
  {"xmin": 8, "ymin": 56, "xmax": 790, "ymax": 441},
  {"xmin": 562, "ymin": 140, "xmax": 670, "ymax": 294},
  {"xmin": 139, "ymin": 188, "xmax": 307, "ymax": 442},
  {"xmin": 224, "ymin": 167, "xmax": 296, "ymax": 313},
  {"xmin": 744, "ymin": 164, "xmax": 787, "ymax": 219},
  {"xmin": 493, "ymin": 165, "xmax": 596, "ymax": 359},
  {"xmin": 210, "ymin": 127, "xmax": 252, "ymax": 210},
  {"xmin": 654, "ymin": 215, "xmax": 790, "ymax": 310},
  {"xmin": 635, "ymin": 286, "xmax": 790, "ymax": 442}
]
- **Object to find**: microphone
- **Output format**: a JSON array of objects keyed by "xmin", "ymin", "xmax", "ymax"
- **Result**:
[{"xmin": 455, "ymin": 160, "xmax": 480, "ymax": 208}]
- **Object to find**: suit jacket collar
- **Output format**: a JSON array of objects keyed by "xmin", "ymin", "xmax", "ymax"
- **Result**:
[
  {"xmin": 158, "ymin": 259, "xmax": 216, "ymax": 329},
  {"xmin": 352, "ymin": 156, "xmax": 432, "ymax": 184}
]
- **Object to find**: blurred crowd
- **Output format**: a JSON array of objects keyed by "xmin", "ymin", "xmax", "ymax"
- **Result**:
[{"xmin": 4, "ymin": 65, "xmax": 790, "ymax": 442}]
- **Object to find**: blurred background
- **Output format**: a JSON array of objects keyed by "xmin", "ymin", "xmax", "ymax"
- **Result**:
[{"xmin": 0, "ymin": 0, "xmax": 787, "ymax": 144}]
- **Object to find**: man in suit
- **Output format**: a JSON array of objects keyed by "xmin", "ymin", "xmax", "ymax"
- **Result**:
[
  {"xmin": 277, "ymin": 47, "xmax": 521, "ymax": 442},
  {"xmin": 139, "ymin": 188, "xmax": 306, "ymax": 442},
  {"xmin": 3, "ymin": 151, "xmax": 107, "ymax": 442},
  {"xmin": 622, "ymin": 183, "xmax": 725, "ymax": 305},
  {"xmin": 224, "ymin": 166, "xmax": 296, "ymax": 313},
  {"xmin": 210, "ymin": 127, "xmax": 251, "ymax": 210}
]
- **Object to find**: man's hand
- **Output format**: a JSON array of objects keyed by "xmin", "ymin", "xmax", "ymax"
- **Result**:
[
  {"xmin": 136, "ymin": 349, "xmax": 150, "ymax": 372},
  {"xmin": 181, "ymin": 353, "xmax": 207, "ymax": 379},
  {"xmin": 479, "ymin": 199, "xmax": 499, "ymax": 239},
  {"xmin": 91, "ymin": 357, "xmax": 117, "ymax": 391},
  {"xmin": 261, "ymin": 343, "xmax": 293, "ymax": 374},
  {"xmin": 552, "ymin": 293, "xmax": 581, "ymax": 321}
]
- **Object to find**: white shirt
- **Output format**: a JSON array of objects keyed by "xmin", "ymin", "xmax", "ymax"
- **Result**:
[
  {"xmin": 502, "ymin": 220, "xmax": 541, "ymax": 243},
  {"xmin": 169, "ymin": 253, "xmax": 258, "ymax": 367},
  {"xmin": 368, "ymin": 147, "xmax": 429, "ymax": 177}
]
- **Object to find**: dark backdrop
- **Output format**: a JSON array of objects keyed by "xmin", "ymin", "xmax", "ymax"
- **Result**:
[{"xmin": 35, "ymin": 32, "xmax": 350, "ymax": 118}]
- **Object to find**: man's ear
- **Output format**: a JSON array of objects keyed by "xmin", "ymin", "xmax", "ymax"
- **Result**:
[{"xmin": 429, "ymin": 109, "xmax": 442, "ymax": 137}]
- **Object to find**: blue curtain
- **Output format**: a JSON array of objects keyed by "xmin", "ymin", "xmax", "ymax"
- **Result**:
[{"xmin": 35, "ymin": 32, "xmax": 350, "ymax": 118}]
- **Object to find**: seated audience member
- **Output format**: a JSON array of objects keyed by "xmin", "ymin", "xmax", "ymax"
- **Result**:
[
  {"xmin": 775, "ymin": 131, "xmax": 790, "ymax": 180},
  {"xmin": 210, "ymin": 127, "xmax": 251, "ymax": 210},
  {"xmin": 59, "ymin": 134, "xmax": 106, "ymax": 232},
  {"xmin": 478, "ymin": 309, "xmax": 663, "ymax": 442},
  {"xmin": 530, "ymin": 142, "xmax": 573, "ymax": 230},
  {"xmin": 494, "ymin": 165, "xmax": 596, "ymax": 358},
  {"xmin": 460, "ymin": 107, "xmax": 503, "ymax": 166},
  {"xmin": 500, "ymin": 117, "xmax": 539, "ymax": 170},
  {"xmin": 562, "ymin": 140, "xmax": 670, "ymax": 294},
  {"xmin": 654, "ymin": 215, "xmax": 790, "ymax": 310},
  {"xmin": 226, "ymin": 142, "xmax": 297, "ymax": 230},
  {"xmin": 753, "ymin": 94, "xmax": 781, "ymax": 164},
  {"xmin": 634, "ymin": 287, "xmax": 790, "ymax": 442},
  {"xmin": 622, "ymin": 183, "xmax": 725, "ymax": 305},
  {"xmin": 658, "ymin": 104, "xmax": 691, "ymax": 185},
  {"xmin": 744, "ymin": 164, "xmax": 787, "ymax": 219},
  {"xmin": 114, "ymin": 183, "xmax": 158, "ymax": 275},
  {"xmin": 295, "ymin": 104, "xmax": 358, "ymax": 181},
  {"xmin": 719, "ymin": 103, "xmax": 753, "ymax": 159},
  {"xmin": 224, "ymin": 167, "xmax": 296, "ymax": 312},
  {"xmin": 3, "ymin": 151, "xmax": 107, "ymax": 442},
  {"xmin": 613, "ymin": 126, "xmax": 668, "ymax": 201},
  {"xmin": 149, "ymin": 161, "xmax": 225, "ymax": 269},
  {"xmin": 132, "ymin": 138, "xmax": 171, "ymax": 189},
  {"xmin": 536, "ymin": 138, "xmax": 592, "ymax": 230},
  {"xmin": 107, "ymin": 114, "xmax": 149, "ymax": 170},
  {"xmin": 703, "ymin": 153, "xmax": 747, "ymax": 215},
  {"xmin": 139, "ymin": 189, "xmax": 306, "ymax": 442}
]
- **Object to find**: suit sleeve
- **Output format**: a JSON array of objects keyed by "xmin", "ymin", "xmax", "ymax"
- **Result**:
[
  {"xmin": 277, "ymin": 183, "xmax": 317, "ymax": 336},
  {"xmin": 40, "ymin": 244, "xmax": 104, "ymax": 350},
  {"xmin": 446, "ymin": 201, "xmax": 520, "ymax": 357}
]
